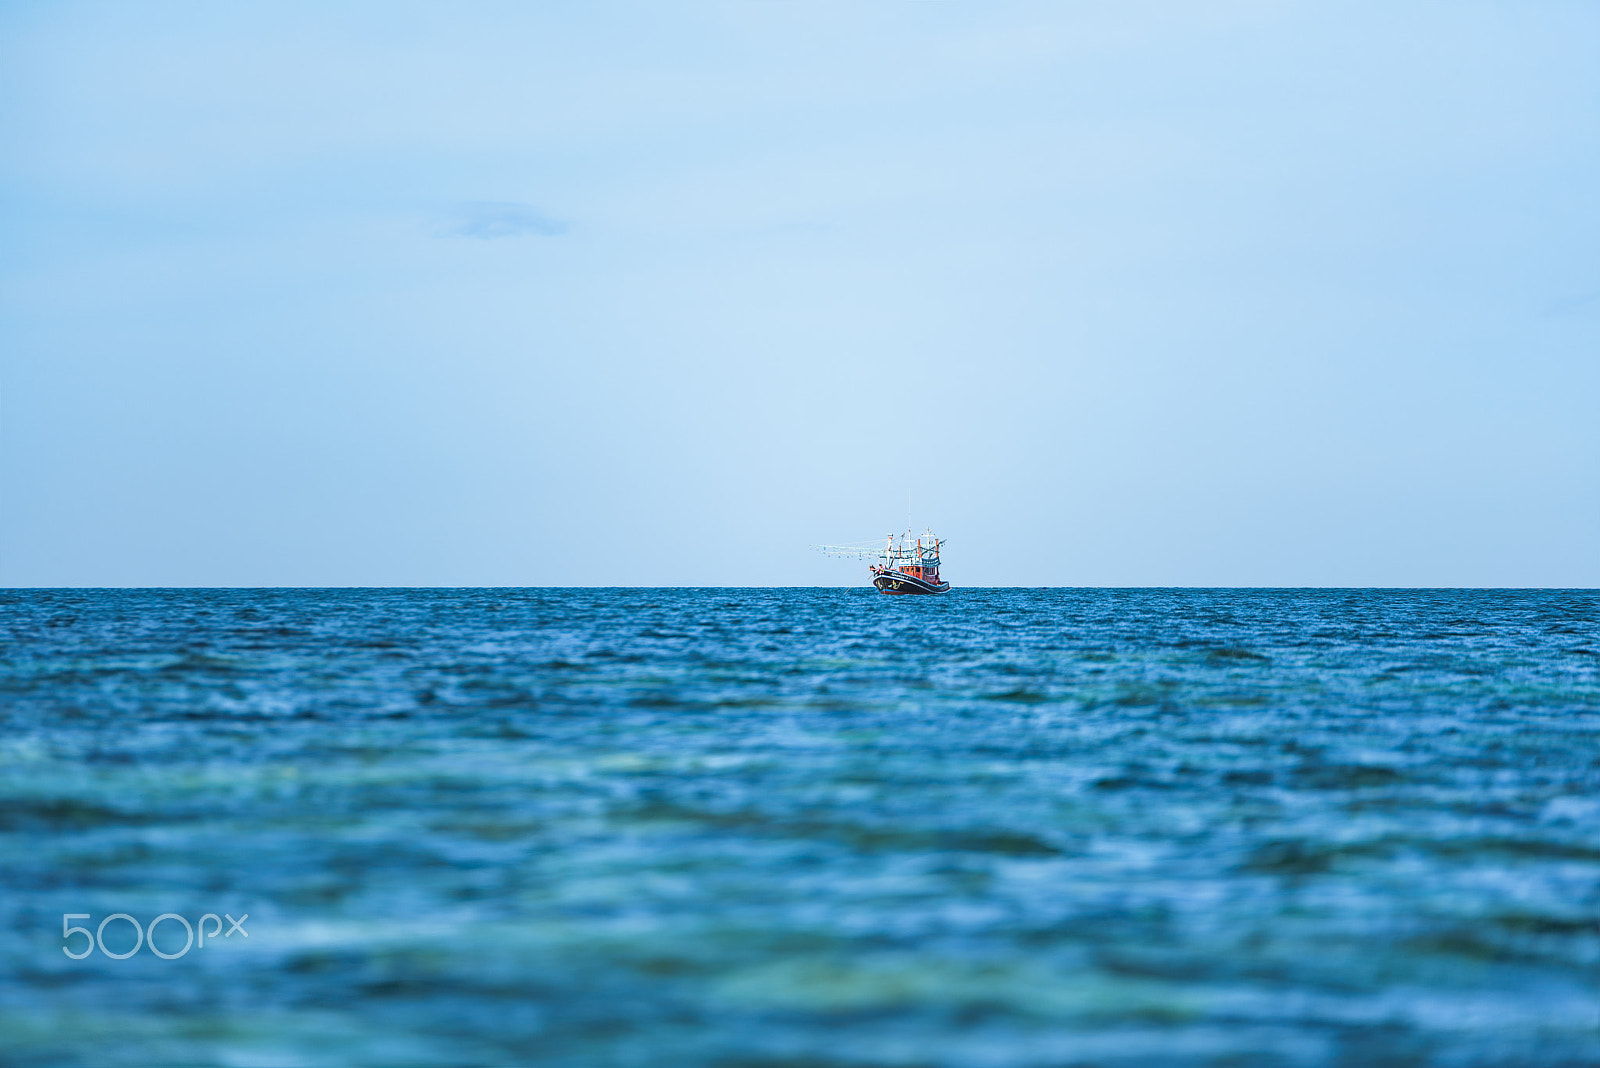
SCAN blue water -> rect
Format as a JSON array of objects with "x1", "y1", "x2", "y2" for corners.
[{"x1": 2, "y1": 588, "x2": 1597, "y2": 1066}]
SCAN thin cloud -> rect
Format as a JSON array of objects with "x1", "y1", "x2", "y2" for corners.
[
  {"x1": 1544, "y1": 290, "x2": 1599, "y2": 317},
  {"x1": 444, "y1": 202, "x2": 568, "y2": 239}
]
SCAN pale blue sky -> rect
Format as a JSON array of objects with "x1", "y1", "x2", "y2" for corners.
[{"x1": 2, "y1": 1, "x2": 1596, "y2": 586}]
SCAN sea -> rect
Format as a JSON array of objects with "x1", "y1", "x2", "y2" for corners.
[{"x1": 1, "y1": 587, "x2": 1597, "y2": 1067}]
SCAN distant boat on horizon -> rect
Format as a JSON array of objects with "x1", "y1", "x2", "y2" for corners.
[{"x1": 812, "y1": 529, "x2": 951, "y2": 595}]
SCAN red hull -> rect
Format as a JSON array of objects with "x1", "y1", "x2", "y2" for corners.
[{"x1": 871, "y1": 567, "x2": 950, "y2": 594}]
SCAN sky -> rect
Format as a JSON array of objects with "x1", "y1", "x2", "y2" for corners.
[{"x1": 1, "y1": 1, "x2": 1596, "y2": 587}]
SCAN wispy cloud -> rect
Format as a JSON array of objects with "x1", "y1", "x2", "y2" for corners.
[
  {"x1": 443, "y1": 202, "x2": 568, "y2": 239},
  {"x1": 1544, "y1": 290, "x2": 1599, "y2": 317}
]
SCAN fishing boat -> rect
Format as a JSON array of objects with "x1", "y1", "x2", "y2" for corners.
[{"x1": 813, "y1": 529, "x2": 951, "y2": 595}]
